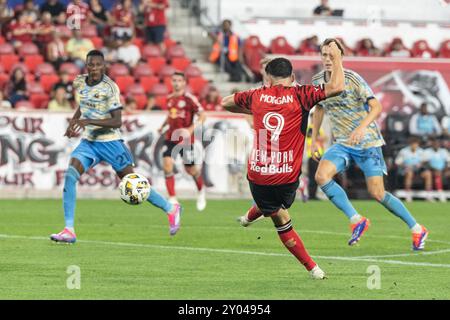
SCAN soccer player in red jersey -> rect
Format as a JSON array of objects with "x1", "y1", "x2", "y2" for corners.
[
  {"x1": 221, "y1": 42, "x2": 344, "y2": 279},
  {"x1": 158, "y1": 72, "x2": 207, "y2": 211}
]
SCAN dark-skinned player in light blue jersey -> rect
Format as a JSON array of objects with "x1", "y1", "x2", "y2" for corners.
[{"x1": 50, "y1": 50, "x2": 181, "y2": 243}]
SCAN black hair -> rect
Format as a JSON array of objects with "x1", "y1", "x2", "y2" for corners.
[
  {"x1": 86, "y1": 49, "x2": 104, "y2": 60},
  {"x1": 265, "y1": 57, "x2": 293, "y2": 78},
  {"x1": 172, "y1": 71, "x2": 186, "y2": 79}
]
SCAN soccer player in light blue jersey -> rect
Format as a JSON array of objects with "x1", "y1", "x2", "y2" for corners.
[
  {"x1": 50, "y1": 50, "x2": 181, "y2": 244},
  {"x1": 311, "y1": 38, "x2": 428, "y2": 251}
]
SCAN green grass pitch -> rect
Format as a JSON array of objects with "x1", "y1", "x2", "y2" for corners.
[{"x1": 0, "y1": 199, "x2": 449, "y2": 299}]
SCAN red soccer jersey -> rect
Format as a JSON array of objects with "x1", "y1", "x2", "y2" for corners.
[
  {"x1": 145, "y1": 0, "x2": 169, "y2": 27},
  {"x1": 234, "y1": 84, "x2": 326, "y2": 185},
  {"x1": 165, "y1": 92, "x2": 203, "y2": 144},
  {"x1": 67, "y1": 2, "x2": 90, "y2": 24},
  {"x1": 112, "y1": 4, "x2": 134, "y2": 27},
  {"x1": 10, "y1": 21, "x2": 34, "y2": 42}
]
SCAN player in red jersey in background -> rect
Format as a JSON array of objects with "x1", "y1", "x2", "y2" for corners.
[
  {"x1": 158, "y1": 72, "x2": 207, "y2": 211},
  {"x1": 221, "y1": 42, "x2": 344, "y2": 279}
]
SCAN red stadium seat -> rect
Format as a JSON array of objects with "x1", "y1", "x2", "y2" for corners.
[
  {"x1": 139, "y1": 76, "x2": 159, "y2": 92},
  {"x1": 188, "y1": 77, "x2": 208, "y2": 95},
  {"x1": 411, "y1": 40, "x2": 436, "y2": 58},
  {"x1": 269, "y1": 36, "x2": 295, "y2": 55},
  {"x1": 142, "y1": 44, "x2": 162, "y2": 58},
  {"x1": 439, "y1": 40, "x2": 450, "y2": 58},
  {"x1": 154, "y1": 95, "x2": 168, "y2": 110},
  {"x1": 115, "y1": 75, "x2": 135, "y2": 92},
  {"x1": 59, "y1": 62, "x2": 80, "y2": 80},
  {"x1": 0, "y1": 64, "x2": 4, "y2": 74},
  {"x1": 133, "y1": 38, "x2": 144, "y2": 52},
  {"x1": 29, "y1": 93, "x2": 50, "y2": 109},
  {"x1": 170, "y1": 57, "x2": 191, "y2": 71},
  {"x1": 27, "y1": 82, "x2": 45, "y2": 94},
  {"x1": 91, "y1": 37, "x2": 104, "y2": 49},
  {"x1": 81, "y1": 24, "x2": 98, "y2": 38},
  {"x1": 164, "y1": 38, "x2": 177, "y2": 50},
  {"x1": 0, "y1": 36, "x2": 4, "y2": 45},
  {"x1": 148, "y1": 57, "x2": 167, "y2": 75},
  {"x1": 126, "y1": 83, "x2": 145, "y2": 95},
  {"x1": 25, "y1": 73, "x2": 35, "y2": 83},
  {"x1": 15, "y1": 100, "x2": 36, "y2": 110},
  {"x1": 24, "y1": 55, "x2": 45, "y2": 73},
  {"x1": 0, "y1": 73, "x2": 9, "y2": 89},
  {"x1": 18, "y1": 43, "x2": 39, "y2": 56},
  {"x1": 166, "y1": 44, "x2": 186, "y2": 59},
  {"x1": 243, "y1": 35, "x2": 268, "y2": 76},
  {"x1": 130, "y1": 94, "x2": 147, "y2": 109},
  {"x1": 133, "y1": 63, "x2": 154, "y2": 78},
  {"x1": 159, "y1": 64, "x2": 176, "y2": 78},
  {"x1": 0, "y1": 43, "x2": 15, "y2": 55},
  {"x1": 40, "y1": 74, "x2": 60, "y2": 93},
  {"x1": 163, "y1": 76, "x2": 173, "y2": 92},
  {"x1": 108, "y1": 63, "x2": 130, "y2": 79},
  {"x1": 151, "y1": 83, "x2": 169, "y2": 96},
  {"x1": 55, "y1": 25, "x2": 72, "y2": 39},
  {"x1": 185, "y1": 65, "x2": 202, "y2": 78},
  {"x1": 35, "y1": 63, "x2": 56, "y2": 76},
  {"x1": 0, "y1": 54, "x2": 20, "y2": 72}
]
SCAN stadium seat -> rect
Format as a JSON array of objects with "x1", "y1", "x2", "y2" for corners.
[
  {"x1": 439, "y1": 40, "x2": 450, "y2": 58},
  {"x1": 142, "y1": 44, "x2": 162, "y2": 59},
  {"x1": 126, "y1": 83, "x2": 145, "y2": 95},
  {"x1": 243, "y1": 35, "x2": 268, "y2": 77},
  {"x1": 0, "y1": 36, "x2": 4, "y2": 45},
  {"x1": 40, "y1": 74, "x2": 60, "y2": 93},
  {"x1": 18, "y1": 43, "x2": 39, "y2": 56},
  {"x1": 55, "y1": 25, "x2": 72, "y2": 39},
  {"x1": 15, "y1": 100, "x2": 35, "y2": 109},
  {"x1": 0, "y1": 64, "x2": 4, "y2": 74},
  {"x1": 133, "y1": 63, "x2": 154, "y2": 78},
  {"x1": 188, "y1": 77, "x2": 209, "y2": 95},
  {"x1": 170, "y1": 57, "x2": 191, "y2": 71},
  {"x1": 133, "y1": 37, "x2": 144, "y2": 52},
  {"x1": 115, "y1": 75, "x2": 135, "y2": 92},
  {"x1": 159, "y1": 65, "x2": 176, "y2": 78},
  {"x1": 166, "y1": 44, "x2": 186, "y2": 59},
  {"x1": 0, "y1": 43, "x2": 15, "y2": 55},
  {"x1": 154, "y1": 95, "x2": 168, "y2": 110},
  {"x1": 269, "y1": 36, "x2": 295, "y2": 55},
  {"x1": 148, "y1": 57, "x2": 166, "y2": 75},
  {"x1": 59, "y1": 63, "x2": 80, "y2": 80},
  {"x1": 185, "y1": 65, "x2": 202, "y2": 78},
  {"x1": 139, "y1": 76, "x2": 159, "y2": 92},
  {"x1": 0, "y1": 54, "x2": 20, "y2": 73},
  {"x1": 91, "y1": 37, "x2": 104, "y2": 49},
  {"x1": 411, "y1": 40, "x2": 436, "y2": 58},
  {"x1": 81, "y1": 24, "x2": 98, "y2": 38},
  {"x1": 24, "y1": 55, "x2": 45, "y2": 73},
  {"x1": 163, "y1": 76, "x2": 173, "y2": 92},
  {"x1": 130, "y1": 94, "x2": 147, "y2": 110},
  {"x1": 27, "y1": 82, "x2": 45, "y2": 95},
  {"x1": 297, "y1": 36, "x2": 320, "y2": 55},
  {"x1": 29, "y1": 93, "x2": 50, "y2": 109},
  {"x1": 35, "y1": 63, "x2": 56, "y2": 76},
  {"x1": 164, "y1": 38, "x2": 177, "y2": 50},
  {"x1": 151, "y1": 83, "x2": 169, "y2": 96},
  {"x1": 0, "y1": 73, "x2": 9, "y2": 88},
  {"x1": 108, "y1": 63, "x2": 130, "y2": 79},
  {"x1": 10, "y1": 62, "x2": 30, "y2": 75}
]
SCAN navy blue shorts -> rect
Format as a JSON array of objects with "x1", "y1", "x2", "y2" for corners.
[
  {"x1": 145, "y1": 25, "x2": 166, "y2": 44},
  {"x1": 71, "y1": 139, "x2": 134, "y2": 172}
]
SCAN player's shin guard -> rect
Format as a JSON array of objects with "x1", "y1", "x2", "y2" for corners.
[
  {"x1": 147, "y1": 188, "x2": 173, "y2": 213},
  {"x1": 276, "y1": 220, "x2": 316, "y2": 271},
  {"x1": 193, "y1": 173, "x2": 204, "y2": 191},
  {"x1": 379, "y1": 192, "x2": 417, "y2": 228},
  {"x1": 320, "y1": 180, "x2": 359, "y2": 220},
  {"x1": 165, "y1": 173, "x2": 176, "y2": 197},
  {"x1": 63, "y1": 166, "x2": 80, "y2": 228}
]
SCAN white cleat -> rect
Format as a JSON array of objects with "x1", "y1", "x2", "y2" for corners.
[
  {"x1": 168, "y1": 196, "x2": 179, "y2": 204},
  {"x1": 236, "y1": 214, "x2": 264, "y2": 227},
  {"x1": 309, "y1": 265, "x2": 326, "y2": 280},
  {"x1": 196, "y1": 188, "x2": 206, "y2": 211}
]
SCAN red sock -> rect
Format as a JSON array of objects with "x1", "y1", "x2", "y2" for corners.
[
  {"x1": 193, "y1": 174, "x2": 204, "y2": 191},
  {"x1": 277, "y1": 221, "x2": 316, "y2": 271},
  {"x1": 434, "y1": 174, "x2": 443, "y2": 191},
  {"x1": 247, "y1": 205, "x2": 263, "y2": 221},
  {"x1": 165, "y1": 174, "x2": 176, "y2": 197}
]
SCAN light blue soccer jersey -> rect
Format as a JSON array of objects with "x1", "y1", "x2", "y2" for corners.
[
  {"x1": 312, "y1": 69, "x2": 385, "y2": 149},
  {"x1": 424, "y1": 148, "x2": 449, "y2": 171},
  {"x1": 73, "y1": 74, "x2": 123, "y2": 141},
  {"x1": 395, "y1": 146, "x2": 425, "y2": 167}
]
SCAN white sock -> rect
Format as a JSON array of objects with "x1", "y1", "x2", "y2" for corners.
[
  {"x1": 350, "y1": 214, "x2": 363, "y2": 224},
  {"x1": 66, "y1": 227, "x2": 75, "y2": 234},
  {"x1": 411, "y1": 224, "x2": 422, "y2": 233}
]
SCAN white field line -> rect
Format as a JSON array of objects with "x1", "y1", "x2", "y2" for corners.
[{"x1": 1, "y1": 233, "x2": 450, "y2": 269}]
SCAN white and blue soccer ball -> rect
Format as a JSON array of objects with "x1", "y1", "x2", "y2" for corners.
[{"x1": 119, "y1": 173, "x2": 151, "y2": 205}]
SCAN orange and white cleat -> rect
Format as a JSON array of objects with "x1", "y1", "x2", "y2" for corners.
[
  {"x1": 412, "y1": 226, "x2": 428, "y2": 251},
  {"x1": 50, "y1": 228, "x2": 77, "y2": 244}
]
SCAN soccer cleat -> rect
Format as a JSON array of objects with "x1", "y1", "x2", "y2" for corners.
[
  {"x1": 348, "y1": 217, "x2": 370, "y2": 246},
  {"x1": 237, "y1": 214, "x2": 264, "y2": 227},
  {"x1": 50, "y1": 228, "x2": 77, "y2": 244},
  {"x1": 196, "y1": 188, "x2": 206, "y2": 211},
  {"x1": 309, "y1": 265, "x2": 326, "y2": 280},
  {"x1": 412, "y1": 226, "x2": 428, "y2": 251},
  {"x1": 167, "y1": 203, "x2": 182, "y2": 236}
]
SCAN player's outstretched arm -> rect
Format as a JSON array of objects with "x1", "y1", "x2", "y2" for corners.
[
  {"x1": 221, "y1": 94, "x2": 252, "y2": 114},
  {"x1": 324, "y1": 42, "x2": 345, "y2": 98}
]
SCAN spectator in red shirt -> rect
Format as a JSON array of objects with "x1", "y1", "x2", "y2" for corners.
[
  {"x1": 9, "y1": 11, "x2": 35, "y2": 48},
  {"x1": 111, "y1": 0, "x2": 135, "y2": 40},
  {"x1": 356, "y1": 38, "x2": 380, "y2": 57},
  {"x1": 67, "y1": 0, "x2": 90, "y2": 28},
  {"x1": 143, "y1": 0, "x2": 169, "y2": 52},
  {"x1": 201, "y1": 86, "x2": 223, "y2": 111},
  {"x1": 36, "y1": 11, "x2": 55, "y2": 50}
]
